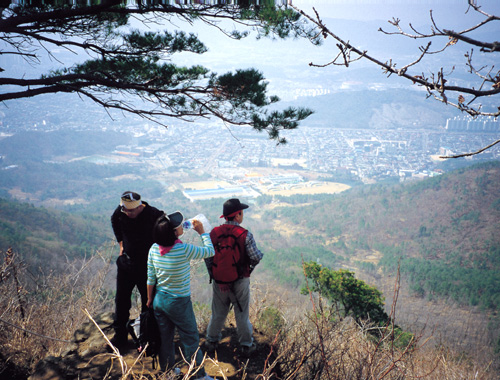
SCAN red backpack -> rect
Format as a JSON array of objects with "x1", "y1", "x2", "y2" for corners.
[{"x1": 210, "y1": 224, "x2": 249, "y2": 284}]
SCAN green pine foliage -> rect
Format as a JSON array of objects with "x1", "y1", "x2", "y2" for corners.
[
  {"x1": 302, "y1": 261, "x2": 389, "y2": 324},
  {"x1": 1, "y1": 1, "x2": 316, "y2": 142}
]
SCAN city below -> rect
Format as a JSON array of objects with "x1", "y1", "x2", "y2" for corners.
[
  {"x1": 109, "y1": 116, "x2": 500, "y2": 200},
  {"x1": 1, "y1": 114, "x2": 499, "y2": 202}
]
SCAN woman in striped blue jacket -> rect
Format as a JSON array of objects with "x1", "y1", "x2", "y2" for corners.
[{"x1": 146, "y1": 211, "x2": 215, "y2": 379}]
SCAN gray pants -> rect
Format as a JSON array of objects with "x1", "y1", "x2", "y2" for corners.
[{"x1": 206, "y1": 277, "x2": 254, "y2": 347}]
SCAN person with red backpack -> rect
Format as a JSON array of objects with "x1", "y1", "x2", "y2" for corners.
[{"x1": 204, "y1": 198, "x2": 263, "y2": 356}]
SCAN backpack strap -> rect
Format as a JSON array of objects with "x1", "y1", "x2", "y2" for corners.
[
  {"x1": 211, "y1": 224, "x2": 247, "y2": 241},
  {"x1": 218, "y1": 224, "x2": 247, "y2": 250},
  {"x1": 151, "y1": 353, "x2": 158, "y2": 370}
]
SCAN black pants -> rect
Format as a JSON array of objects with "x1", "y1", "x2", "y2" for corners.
[{"x1": 114, "y1": 255, "x2": 148, "y2": 337}]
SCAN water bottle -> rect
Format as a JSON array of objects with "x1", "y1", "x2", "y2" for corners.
[
  {"x1": 182, "y1": 214, "x2": 212, "y2": 233},
  {"x1": 182, "y1": 220, "x2": 193, "y2": 229}
]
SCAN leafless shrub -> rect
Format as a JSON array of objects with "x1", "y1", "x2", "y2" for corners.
[{"x1": 0, "y1": 244, "x2": 115, "y2": 374}]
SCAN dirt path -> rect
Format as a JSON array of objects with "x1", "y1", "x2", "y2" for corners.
[
  {"x1": 199, "y1": 328, "x2": 279, "y2": 380},
  {"x1": 29, "y1": 313, "x2": 278, "y2": 380},
  {"x1": 114, "y1": 327, "x2": 278, "y2": 379}
]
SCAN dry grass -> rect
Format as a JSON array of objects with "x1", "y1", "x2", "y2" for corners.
[
  {"x1": 0, "y1": 246, "x2": 115, "y2": 377},
  {"x1": 265, "y1": 311, "x2": 495, "y2": 379},
  {"x1": 247, "y1": 275, "x2": 498, "y2": 380},
  {"x1": 1, "y1": 249, "x2": 498, "y2": 380}
]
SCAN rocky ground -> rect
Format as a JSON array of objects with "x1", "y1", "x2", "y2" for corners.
[{"x1": 28, "y1": 312, "x2": 278, "y2": 380}]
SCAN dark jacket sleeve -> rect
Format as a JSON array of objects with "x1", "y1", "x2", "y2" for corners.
[
  {"x1": 110, "y1": 206, "x2": 123, "y2": 243},
  {"x1": 115, "y1": 204, "x2": 164, "y2": 262},
  {"x1": 149, "y1": 206, "x2": 164, "y2": 224}
]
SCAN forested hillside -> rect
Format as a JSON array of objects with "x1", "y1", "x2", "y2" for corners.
[
  {"x1": 0, "y1": 198, "x2": 111, "y2": 272},
  {"x1": 1, "y1": 160, "x2": 499, "y2": 352},
  {"x1": 2, "y1": 161, "x2": 499, "y2": 311},
  {"x1": 257, "y1": 161, "x2": 500, "y2": 313}
]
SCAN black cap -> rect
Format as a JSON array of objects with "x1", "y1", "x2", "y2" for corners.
[
  {"x1": 220, "y1": 198, "x2": 249, "y2": 218},
  {"x1": 167, "y1": 211, "x2": 184, "y2": 228}
]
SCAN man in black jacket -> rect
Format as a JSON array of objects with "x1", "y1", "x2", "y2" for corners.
[{"x1": 110, "y1": 191, "x2": 163, "y2": 350}]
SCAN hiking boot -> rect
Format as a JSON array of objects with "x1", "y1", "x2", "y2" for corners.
[
  {"x1": 108, "y1": 334, "x2": 128, "y2": 353},
  {"x1": 240, "y1": 342, "x2": 256, "y2": 357},
  {"x1": 204, "y1": 340, "x2": 218, "y2": 352}
]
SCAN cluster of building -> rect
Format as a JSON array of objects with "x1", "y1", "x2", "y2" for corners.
[
  {"x1": 3, "y1": 105, "x2": 499, "y2": 200},
  {"x1": 181, "y1": 173, "x2": 307, "y2": 201},
  {"x1": 445, "y1": 116, "x2": 500, "y2": 132},
  {"x1": 137, "y1": 121, "x2": 499, "y2": 184},
  {"x1": 99, "y1": 117, "x2": 500, "y2": 201}
]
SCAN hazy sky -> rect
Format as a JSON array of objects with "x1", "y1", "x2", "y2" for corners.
[
  {"x1": 291, "y1": 0, "x2": 500, "y2": 26},
  {"x1": 159, "y1": 0, "x2": 498, "y2": 103}
]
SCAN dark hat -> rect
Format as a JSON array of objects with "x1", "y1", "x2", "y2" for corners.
[
  {"x1": 120, "y1": 191, "x2": 142, "y2": 209},
  {"x1": 166, "y1": 211, "x2": 184, "y2": 229},
  {"x1": 153, "y1": 212, "x2": 183, "y2": 247},
  {"x1": 220, "y1": 198, "x2": 249, "y2": 218}
]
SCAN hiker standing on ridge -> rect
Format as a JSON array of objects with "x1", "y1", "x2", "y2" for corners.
[
  {"x1": 204, "y1": 198, "x2": 263, "y2": 356},
  {"x1": 147, "y1": 212, "x2": 215, "y2": 379},
  {"x1": 110, "y1": 191, "x2": 163, "y2": 350}
]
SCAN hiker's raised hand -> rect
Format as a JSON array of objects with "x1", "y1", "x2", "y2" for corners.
[{"x1": 192, "y1": 219, "x2": 205, "y2": 235}]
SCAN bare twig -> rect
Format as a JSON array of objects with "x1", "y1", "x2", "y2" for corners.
[
  {"x1": 82, "y1": 308, "x2": 128, "y2": 375},
  {"x1": 440, "y1": 138, "x2": 500, "y2": 158},
  {"x1": 0, "y1": 316, "x2": 72, "y2": 343}
]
